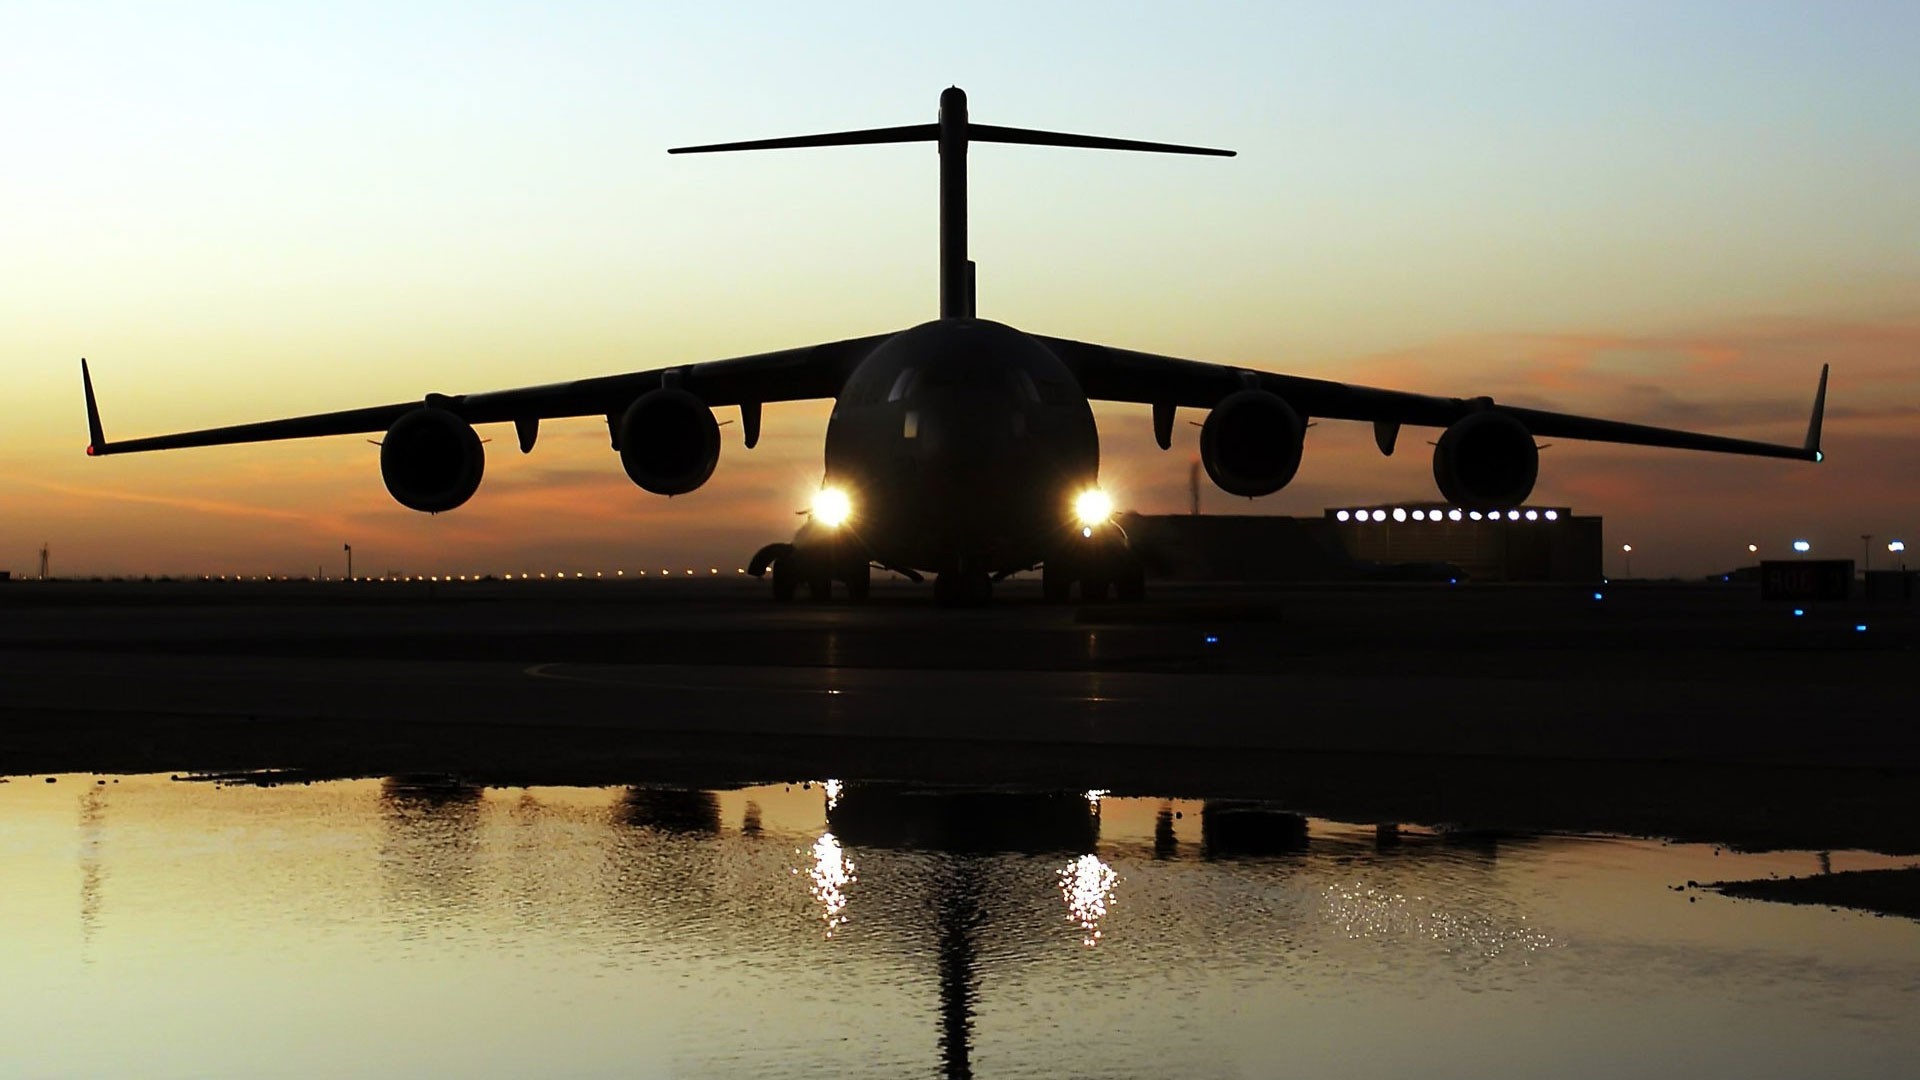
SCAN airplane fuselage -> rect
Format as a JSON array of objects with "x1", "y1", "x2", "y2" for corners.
[{"x1": 822, "y1": 319, "x2": 1099, "y2": 576}]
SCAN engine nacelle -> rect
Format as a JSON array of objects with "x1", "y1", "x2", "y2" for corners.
[
  {"x1": 1432, "y1": 411, "x2": 1538, "y2": 510},
  {"x1": 618, "y1": 387, "x2": 720, "y2": 496},
  {"x1": 1199, "y1": 389, "x2": 1305, "y2": 497},
  {"x1": 380, "y1": 407, "x2": 484, "y2": 513}
]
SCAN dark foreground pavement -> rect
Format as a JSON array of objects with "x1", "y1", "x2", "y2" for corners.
[{"x1": 2, "y1": 577, "x2": 1915, "y2": 852}]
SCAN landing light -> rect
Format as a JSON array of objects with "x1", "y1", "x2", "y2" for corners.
[
  {"x1": 1074, "y1": 489, "x2": 1113, "y2": 527},
  {"x1": 812, "y1": 486, "x2": 853, "y2": 528}
]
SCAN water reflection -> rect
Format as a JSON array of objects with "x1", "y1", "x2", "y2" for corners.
[
  {"x1": 3, "y1": 775, "x2": 1919, "y2": 1080},
  {"x1": 78, "y1": 783, "x2": 106, "y2": 951},
  {"x1": 615, "y1": 786, "x2": 721, "y2": 833},
  {"x1": 801, "y1": 831, "x2": 856, "y2": 936},
  {"x1": 379, "y1": 775, "x2": 485, "y2": 915},
  {"x1": 1059, "y1": 853, "x2": 1119, "y2": 946},
  {"x1": 1200, "y1": 800, "x2": 1309, "y2": 858}
]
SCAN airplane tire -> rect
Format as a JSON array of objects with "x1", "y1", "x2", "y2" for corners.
[
  {"x1": 807, "y1": 573, "x2": 833, "y2": 602},
  {"x1": 1042, "y1": 561, "x2": 1072, "y2": 603},
  {"x1": 845, "y1": 563, "x2": 871, "y2": 602},
  {"x1": 964, "y1": 571, "x2": 992, "y2": 606},
  {"x1": 1117, "y1": 566, "x2": 1146, "y2": 602},
  {"x1": 1081, "y1": 576, "x2": 1111, "y2": 603},
  {"x1": 771, "y1": 558, "x2": 798, "y2": 602}
]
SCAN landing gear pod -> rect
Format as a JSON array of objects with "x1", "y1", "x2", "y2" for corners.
[
  {"x1": 1199, "y1": 390, "x2": 1305, "y2": 497},
  {"x1": 619, "y1": 388, "x2": 720, "y2": 496},
  {"x1": 1432, "y1": 411, "x2": 1539, "y2": 510},
  {"x1": 380, "y1": 407, "x2": 484, "y2": 513}
]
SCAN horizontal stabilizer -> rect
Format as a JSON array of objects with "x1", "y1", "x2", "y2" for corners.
[
  {"x1": 669, "y1": 124, "x2": 937, "y2": 155},
  {"x1": 969, "y1": 123, "x2": 1234, "y2": 157}
]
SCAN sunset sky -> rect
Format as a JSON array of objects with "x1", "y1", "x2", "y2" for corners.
[{"x1": 4, "y1": 1, "x2": 1916, "y2": 579}]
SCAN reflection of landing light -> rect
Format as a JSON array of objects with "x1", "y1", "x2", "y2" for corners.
[
  {"x1": 1322, "y1": 882, "x2": 1555, "y2": 964},
  {"x1": 1059, "y1": 854, "x2": 1118, "y2": 946},
  {"x1": 1084, "y1": 789, "x2": 1108, "y2": 808},
  {"x1": 822, "y1": 779, "x2": 843, "y2": 810},
  {"x1": 798, "y1": 832, "x2": 857, "y2": 936}
]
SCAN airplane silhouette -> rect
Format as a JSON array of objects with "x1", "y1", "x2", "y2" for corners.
[{"x1": 82, "y1": 87, "x2": 1827, "y2": 605}]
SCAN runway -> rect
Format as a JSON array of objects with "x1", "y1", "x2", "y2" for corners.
[{"x1": 2, "y1": 577, "x2": 1915, "y2": 851}]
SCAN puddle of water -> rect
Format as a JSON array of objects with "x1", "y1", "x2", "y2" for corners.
[{"x1": 2, "y1": 775, "x2": 1917, "y2": 1079}]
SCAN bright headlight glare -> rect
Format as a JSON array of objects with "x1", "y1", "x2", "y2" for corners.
[
  {"x1": 812, "y1": 486, "x2": 853, "y2": 527},
  {"x1": 1075, "y1": 489, "x2": 1114, "y2": 527}
]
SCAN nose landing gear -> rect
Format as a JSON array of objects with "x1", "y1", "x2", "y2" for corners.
[
  {"x1": 1043, "y1": 524, "x2": 1146, "y2": 603},
  {"x1": 750, "y1": 540, "x2": 872, "y2": 603},
  {"x1": 934, "y1": 566, "x2": 993, "y2": 607}
]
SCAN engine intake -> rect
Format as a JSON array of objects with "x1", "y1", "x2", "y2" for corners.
[
  {"x1": 381, "y1": 407, "x2": 484, "y2": 513},
  {"x1": 619, "y1": 387, "x2": 720, "y2": 496},
  {"x1": 1432, "y1": 411, "x2": 1538, "y2": 510},
  {"x1": 1200, "y1": 389, "x2": 1305, "y2": 497}
]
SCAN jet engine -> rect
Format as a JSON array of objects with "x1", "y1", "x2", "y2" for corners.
[
  {"x1": 618, "y1": 387, "x2": 720, "y2": 496},
  {"x1": 1199, "y1": 389, "x2": 1305, "y2": 497},
  {"x1": 380, "y1": 407, "x2": 484, "y2": 513},
  {"x1": 1432, "y1": 411, "x2": 1538, "y2": 510}
]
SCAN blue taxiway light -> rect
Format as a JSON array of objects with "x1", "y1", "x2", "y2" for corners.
[
  {"x1": 1592, "y1": 592, "x2": 1603, "y2": 601},
  {"x1": 1792, "y1": 608, "x2": 1805, "y2": 617},
  {"x1": 1856, "y1": 624, "x2": 1868, "y2": 632},
  {"x1": 1204, "y1": 635, "x2": 1219, "y2": 645}
]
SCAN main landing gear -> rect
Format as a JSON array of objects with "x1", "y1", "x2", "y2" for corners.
[
  {"x1": 933, "y1": 566, "x2": 993, "y2": 607},
  {"x1": 1044, "y1": 525, "x2": 1146, "y2": 603},
  {"x1": 752, "y1": 541, "x2": 871, "y2": 603}
]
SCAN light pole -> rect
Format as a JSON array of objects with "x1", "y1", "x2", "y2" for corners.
[
  {"x1": 344, "y1": 543, "x2": 353, "y2": 581},
  {"x1": 1862, "y1": 534, "x2": 1872, "y2": 574},
  {"x1": 1891, "y1": 540, "x2": 1907, "y2": 572},
  {"x1": 1621, "y1": 543, "x2": 1633, "y2": 578}
]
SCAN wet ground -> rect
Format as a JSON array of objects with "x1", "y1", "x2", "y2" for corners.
[
  {"x1": 3, "y1": 774, "x2": 1917, "y2": 1079},
  {"x1": 2, "y1": 579, "x2": 1916, "y2": 852},
  {"x1": 4, "y1": 580, "x2": 1918, "y2": 1075}
]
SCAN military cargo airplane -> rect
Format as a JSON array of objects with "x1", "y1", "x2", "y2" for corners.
[{"x1": 82, "y1": 87, "x2": 1827, "y2": 605}]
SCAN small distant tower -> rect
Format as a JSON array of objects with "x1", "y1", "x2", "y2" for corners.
[
  {"x1": 1188, "y1": 459, "x2": 1201, "y2": 516},
  {"x1": 39, "y1": 543, "x2": 50, "y2": 581}
]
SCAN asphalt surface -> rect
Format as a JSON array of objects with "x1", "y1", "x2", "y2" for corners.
[{"x1": 2, "y1": 577, "x2": 1915, "y2": 851}]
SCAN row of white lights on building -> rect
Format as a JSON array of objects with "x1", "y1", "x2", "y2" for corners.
[
  {"x1": 1335, "y1": 508, "x2": 1560, "y2": 523},
  {"x1": 199, "y1": 569, "x2": 750, "y2": 582}
]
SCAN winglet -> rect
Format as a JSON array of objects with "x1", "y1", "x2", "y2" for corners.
[
  {"x1": 1804, "y1": 363, "x2": 1828, "y2": 462},
  {"x1": 81, "y1": 358, "x2": 106, "y2": 456}
]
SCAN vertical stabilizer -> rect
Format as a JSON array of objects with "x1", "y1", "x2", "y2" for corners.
[{"x1": 667, "y1": 88, "x2": 1234, "y2": 320}]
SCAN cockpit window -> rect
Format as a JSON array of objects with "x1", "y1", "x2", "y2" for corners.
[{"x1": 887, "y1": 368, "x2": 921, "y2": 402}]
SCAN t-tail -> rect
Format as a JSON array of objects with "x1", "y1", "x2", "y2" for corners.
[{"x1": 669, "y1": 87, "x2": 1234, "y2": 320}]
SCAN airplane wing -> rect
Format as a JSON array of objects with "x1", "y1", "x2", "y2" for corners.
[
  {"x1": 1040, "y1": 335, "x2": 1827, "y2": 462},
  {"x1": 82, "y1": 333, "x2": 895, "y2": 456}
]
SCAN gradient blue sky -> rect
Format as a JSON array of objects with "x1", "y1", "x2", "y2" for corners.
[{"x1": 4, "y1": 1, "x2": 1916, "y2": 577}]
